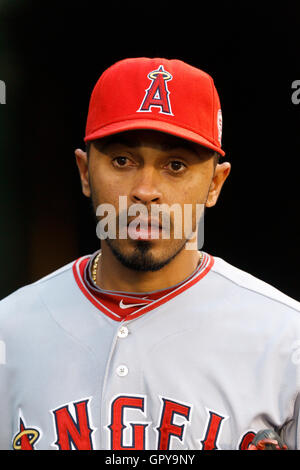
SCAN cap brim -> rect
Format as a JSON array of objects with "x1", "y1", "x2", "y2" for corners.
[{"x1": 84, "y1": 118, "x2": 225, "y2": 156}]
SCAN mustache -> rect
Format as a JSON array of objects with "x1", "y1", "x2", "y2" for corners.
[{"x1": 94, "y1": 206, "x2": 174, "y2": 231}]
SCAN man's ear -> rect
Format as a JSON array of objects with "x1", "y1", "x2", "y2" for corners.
[
  {"x1": 206, "y1": 161, "x2": 231, "y2": 207},
  {"x1": 74, "y1": 148, "x2": 91, "y2": 197}
]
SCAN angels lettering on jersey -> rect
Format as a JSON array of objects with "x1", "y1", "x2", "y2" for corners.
[{"x1": 12, "y1": 395, "x2": 256, "y2": 450}]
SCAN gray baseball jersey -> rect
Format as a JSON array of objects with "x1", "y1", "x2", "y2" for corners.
[{"x1": 0, "y1": 250, "x2": 300, "y2": 450}]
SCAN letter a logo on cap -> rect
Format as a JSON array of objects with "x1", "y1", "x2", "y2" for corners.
[{"x1": 138, "y1": 65, "x2": 173, "y2": 115}]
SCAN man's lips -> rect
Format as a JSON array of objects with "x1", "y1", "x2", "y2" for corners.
[{"x1": 127, "y1": 218, "x2": 165, "y2": 240}]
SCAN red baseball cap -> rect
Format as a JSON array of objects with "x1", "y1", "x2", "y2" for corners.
[{"x1": 84, "y1": 57, "x2": 225, "y2": 156}]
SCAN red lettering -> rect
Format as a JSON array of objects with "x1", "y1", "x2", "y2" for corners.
[
  {"x1": 157, "y1": 398, "x2": 191, "y2": 450},
  {"x1": 201, "y1": 411, "x2": 225, "y2": 450},
  {"x1": 53, "y1": 399, "x2": 93, "y2": 450},
  {"x1": 109, "y1": 396, "x2": 147, "y2": 450},
  {"x1": 239, "y1": 431, "x2": 256, "y2": 450}
]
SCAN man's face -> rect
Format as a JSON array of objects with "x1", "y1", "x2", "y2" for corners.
[{"x1": 79, "y1": 130, "x2": 227, "y2": 271}]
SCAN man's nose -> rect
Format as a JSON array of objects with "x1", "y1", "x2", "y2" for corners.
[{"x1": 129, "y1": 167, "x2": 162, "y2": 205}]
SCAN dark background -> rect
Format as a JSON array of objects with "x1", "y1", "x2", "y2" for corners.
[{"x1": 0, "y1": 0, "x2": 299, "y2": 301}]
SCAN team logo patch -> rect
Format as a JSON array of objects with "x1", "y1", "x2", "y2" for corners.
[
  {"x1": 138, "y1": 65, "x2": 173, "y2": 116},
  {"x1": 217, "y1": 109, "x2": 222, "y2": 144},
  {"x1": 13, "y1": 416, "x2": 40, "y2": 450}
]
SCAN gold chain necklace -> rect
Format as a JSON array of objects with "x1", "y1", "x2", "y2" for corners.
[
  {"x1": 91, "y1": 252, "x2": 101, "y2": 284},
  {"x1": 91, "y1": 251, "x2": 203, "y2": 285}
]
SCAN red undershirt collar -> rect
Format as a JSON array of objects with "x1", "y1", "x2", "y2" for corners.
[{"x1": 72, "y1": 250, "x2": 214, "y2": 322}]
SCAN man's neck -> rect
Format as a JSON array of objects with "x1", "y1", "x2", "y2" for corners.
[{"x1": 96, "y1": 244, "x2": 202, "y2": 293}]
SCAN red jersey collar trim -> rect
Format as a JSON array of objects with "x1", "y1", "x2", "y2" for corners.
[{"x1": 72, "y1": 252, "x2": 214, "y2": 322}]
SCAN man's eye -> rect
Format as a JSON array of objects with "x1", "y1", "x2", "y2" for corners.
[
  {"x1": 112, "y1": 156, "x2": 129, "y2": 167},
  {"x1": 167, "y1": 161, "x2": 186, "y2": 172}
]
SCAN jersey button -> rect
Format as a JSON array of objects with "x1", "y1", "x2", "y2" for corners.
[
  {"x1": 116, "y1": 365, "x2": 129, "y2": 377},
  {"x1": 118, "y1": 326, "x2": 129, "y2": 338}
]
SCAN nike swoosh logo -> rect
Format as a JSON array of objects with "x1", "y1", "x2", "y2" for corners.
[{"x1": 119, "y1": 299, "x2": 149, "y2": 309}]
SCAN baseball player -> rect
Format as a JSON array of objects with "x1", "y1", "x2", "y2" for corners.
[{"x1": 0, "y1": 57, "x2": 299, "y2": 451}]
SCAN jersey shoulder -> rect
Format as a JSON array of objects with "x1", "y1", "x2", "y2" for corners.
[
  {"x1": 211, "y1": 255, "x2": 300, "y2": 313},
  {"x1": 0, "y1": 258, "x2": 79, "y2": 325}
]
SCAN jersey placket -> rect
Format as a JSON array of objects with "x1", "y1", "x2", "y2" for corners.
[{"x1": 100, "y1": 318, "x2": 146, "y2": 450}]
